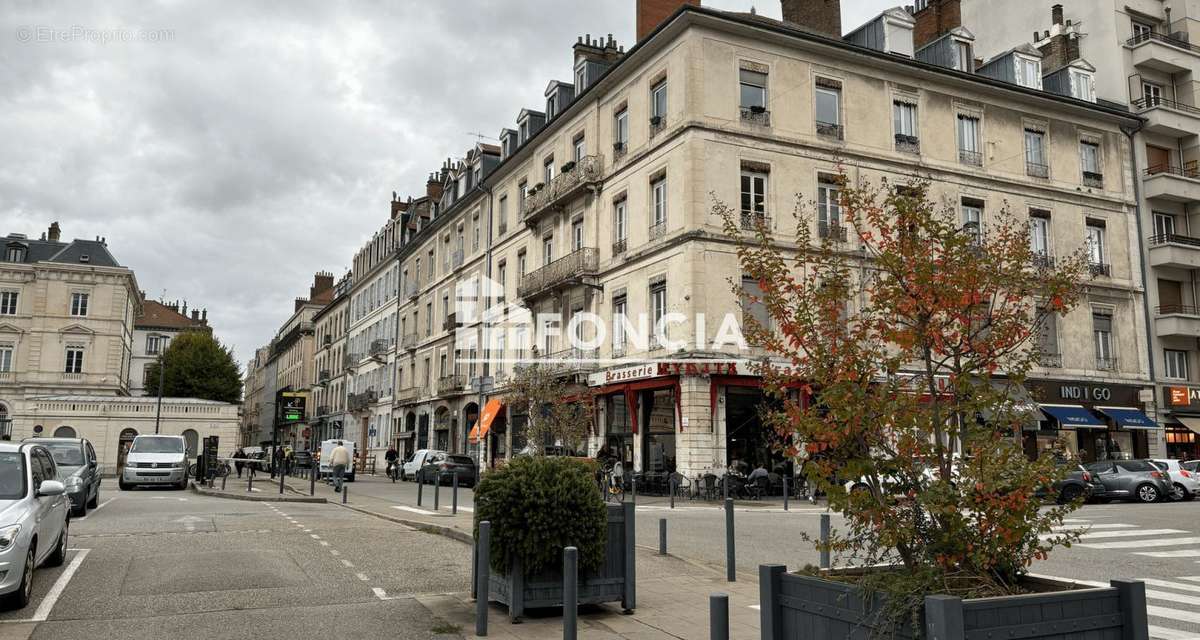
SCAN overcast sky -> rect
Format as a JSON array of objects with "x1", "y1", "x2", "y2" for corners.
[{"x1": 1, "y1": 0, "x2": 896, "y2": 366}]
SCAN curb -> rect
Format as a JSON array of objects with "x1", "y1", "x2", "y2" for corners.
[
  {"x1": 190, "y1": 481, "x2": 328, "y2": 503},
  {"x1": 332, "y1": 502, "x2": 474, "y2": 545}
]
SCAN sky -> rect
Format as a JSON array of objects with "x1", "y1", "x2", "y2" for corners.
[{"x1": 0, "y1": 0, "x2": 896, "y2": 366}]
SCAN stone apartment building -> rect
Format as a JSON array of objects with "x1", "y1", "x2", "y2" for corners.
[
  {"x1": 463, "y1": 0, "x2": 1150, "y2": 477},
  {"x1": 1, "y1": 222, "x2": 237, "y2": 469},
  {"x1": 129, "y1": 297, "x2": 211, "y2": 396},
  {"x1": 948, "y1": 0, "x2": 1200, "y2": 460},
  {"x1": 310, "y1": 273, "x2": 352, "y2": 445}
]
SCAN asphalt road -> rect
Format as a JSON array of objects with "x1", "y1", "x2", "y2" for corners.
[
  {"x1": 0, "y1": 485, "x2": 471, "y2": 640},
  {"x1": 308, "y1": 472, "x2": 1200, "y2": 640}
]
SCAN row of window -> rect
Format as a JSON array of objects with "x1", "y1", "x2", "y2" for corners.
[{"x1": 0, "y1": 291, "x2": 88, "y2": 317}]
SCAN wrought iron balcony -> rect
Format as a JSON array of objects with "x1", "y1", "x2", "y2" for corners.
[
  {"x1": 648, "y1": 222, "x2": 667, "y2": 241},
  {"x1": 443, "y1": 312, "x2": 457, "y2": 332},
  {"x1": 649, "y1": 115, "x2": 666, "y2": 136},
  {"x1": 1038, "y1": 353, "x2": 1063, "y2": 368},
  {"x1": 1126, "y1": 31, "x2": 1200, "y2": 55},
  {"x1": 369, "y1": 339, "x2": 389, "y2": 358},
  {"x1": 1031, "y1": 252, "x2": 1055, "y2": 269},
  {"x1": 1095, "y1": 357, "x2": 1119, "y2": 372},
  {"x1": 348, "y1": 389, "x2": 378, "y2": 412},
  {"x1": 816, "y1": 121, "x2": 843, "y2": 140},
  {"x1": 342, "y1": 352, "x2": 362, "y2": 370},
  {"x1": 541, "y1": 347, "x2": 599, "y2": 376},
  {"x1": 894, "y1": 134, "x2": 920, "y2": 154},
  {"x1": 818, "y1": 221, "x2": 848, "y2": 242},
  {"x1": 612, "y1": 238, "x2": 627, "y2": 255},
  {"x1": 1082, "y1": 171, "x2": 1104, "y2": 188},
  {"x1": 401, "y1": 333, "x2": 419, "y2": 351},
  {"x1": 740, "y1": 212, "x2": 770, "y2": 231},
  {"x1": 517, "y1": 247, "x2": 599, "y2": 300},
  {"x1": 1088, "y1": 262, "x2": 1111, "y2": 278},
  {"x1": 1026, "y1": 162, "x2": 1049, "y2": 178},
  {"x1": 395, "y1": 386, "x2": 420, "y2": 403},
  {"x1": 740, "y1": 106, "x2": 771, "y2": 126},
  {"x1": 437, "y1": 374, "x2": 466, "y2": 396},
  {"x1": 317, "y1": 370, "x2": 331, "y2": 384},
  {"x1": 958, "y1": 149, "x2": 983, "y2": 166},
  {"x1": 521, "y1": 154, "x2": 604, "y2": 224},
  {"x1": 613, "y1": 141, "x2": 627, "y2": 160},
  {"x1": 316, "y1": 405, "x2": 331, "y2": 417}
]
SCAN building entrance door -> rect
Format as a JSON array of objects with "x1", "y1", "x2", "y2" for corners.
[{"x1": 117, "y1": 428, "x2": 138, "y2": 469}]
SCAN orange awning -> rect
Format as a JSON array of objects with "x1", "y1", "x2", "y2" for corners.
[{"x1": 469, "y1": 399, "x2": 504, "y2": 444}]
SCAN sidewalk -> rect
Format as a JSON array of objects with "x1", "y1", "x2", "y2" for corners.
[{"x1": 303, "y1": 476, "x2": 766, "y2": 639}]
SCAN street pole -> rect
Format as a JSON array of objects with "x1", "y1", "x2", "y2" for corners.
[{"x1": 153, "y1": 336, "x2": 166, "y2": 434}]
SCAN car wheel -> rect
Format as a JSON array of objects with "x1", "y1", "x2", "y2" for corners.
[
  {"x1": 1057, "y1": 485, "x2": 1083, "y2": 505},
  {"x1": 45, "y1": 522, "x2": 67, "y2": 568},
  {"x1": 399, "y1": 470, "x2": 407, "y2": 481},
  {"x1": 71, "y1": 501, "x2": 86, "y2": 518},
  {"x1": 118, "y1": 479, "x2": 131, "y2": 491},
  {"x1": 86, "y1": 489, "x2": 99, "y2": 508},
  {"x1": 4, "y1": 547, "x2": 35, "y2": 609},
  {"x1": 1170, "y1": 483, "x2": 1188, "y2": 502},
  {"x1": 1136, "y1": 484, "x2": 1161, "y2": 503}
]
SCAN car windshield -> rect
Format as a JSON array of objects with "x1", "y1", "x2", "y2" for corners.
[
  {"x1": 450, "y1": 455, "x2": 474, "y2": 465},
  {"x1": 0, "y1": 452, "x2": 28, "y2": 500},
  {"x1": 1185, "y1": 461, "x2": 1199, "y2": 473},
  {"x1": 43, "y1": 442, "x2": 85, "y2": 467},
  {"x1": 1115, "y1": 460, "x2": 1154, "y2": 472},
  {"x1": 130, "y1": 437, "x2": 184, "y2": 454}
]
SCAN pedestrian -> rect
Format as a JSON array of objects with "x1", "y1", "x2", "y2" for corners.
[
  {"x1": 329, "y1": 440, "x2": 351, "y2": 493},
  {"x1": 384, "y1": 445, "x2": 399, "y2": 479},
  {"x1": 272, "y1": 446, "x2": 283, "y2": 478},
  {"x1": 285, "y1": 448, "x2": 295, "y2": 476},
  {"x1": 234, "y1": 447, "x2": 246, "y2": 478}
]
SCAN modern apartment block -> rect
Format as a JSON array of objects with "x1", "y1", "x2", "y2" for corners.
[{"x1": 947, "y1": 0, "x2": 1200, "y2": 460}]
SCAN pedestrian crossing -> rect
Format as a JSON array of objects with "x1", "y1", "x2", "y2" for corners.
[
  {"x1": 1058, "y1": 518, "x2": 1200, "y2": 560},
  {"x1": 1036, "y1": 574, "x2": 1200, "y2": 640}
]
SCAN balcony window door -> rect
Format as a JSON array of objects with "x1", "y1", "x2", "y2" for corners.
[
  {"x1": 573, "y1": 135, "x2": 586, "y2": 162},
  {"x1": 1154, "y1": 213, "x2": 1175, "y2": 238},
  {"x1": 614, "y1": 200, "x2": 627, "y2": 242},
  {"x1": 818, "y1": 180, "x2": 841, "y2": 237},
  {"x1": 572, "y1": 220, "x2": 584, "y2": 251},
  {"x1": 651, "y1": 80, "x2": 667, "y2": 121},
  {"x1": 614, "y1": 108, "x2": 629, "y2": 148},
  {"x1": 957, "y1": 115, "x2": 981, "y2": 163},
  {"x1": 70, "y1": 292, "x2": 89, "y2": 317},
  {"x1": 543, "y1": 156, "x2": 555, "y2": 184},
  {"x1": 1132, "y1": 21, "x2": 1153, "y2": 40},
  {"x1": 612, "y1": 295, "x2": 627, "y2": 354},
  {"x1": 1165, "y1": 349, "x2": 1189, "y2": 381},
  {"x1": 651, "y1": 178, "x2": 667, "y2": 227},
  {"x1": 543, "y1": 236, "x2": 553, "y2": 266},
  {"x1": 1092, "y1": 311, "x2": 1114, "y2": 369},
  {"x1": 1142, "y1": 82, "x2": 1163, "y2": 107},
  {"x1": 739, "y1": 69, "x2": 767, "y2": 110},
  {"x1": 1158, "y1": 279, "x2": 1183, "y2": 313},
  {"x1": 1024, "y1": 129, "x2": 1046, "y2": 174},
  {"x1": 1037, "y1": 310, "x2": 1059, "y2": 363},
  {"x1": 741, "y1": 171, "x2": 767, "y2": 222},
  {"x1": 65, "y1": 347, "x2": 84, "y2": 374},
  {"x1": 815, "y1": 85, "x2": 841, "y2": 135},
  {"x1": 0, "y1": 344, "x2": 12, "y2": 372},
  {"x1": 893, "y1": 101, "x2": 917, "y2": 138},
  {"x1": 1029, "y1": 215, "x2": 1050, "y2": 257},
  {"x1": 0, "y1": 291, "x2": 16, "y2": 315},
  {"x1": 1147, "y1": 145, "x2": 1172, "y2": 174},
  {"x1": 961, "y1": 202, "x2": 982, "y2": 242},
  {"x1": 1086, "y1": 224, "x2": 1106, "y2": 266}
]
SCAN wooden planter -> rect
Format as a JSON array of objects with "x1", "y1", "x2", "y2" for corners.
[
  {"x1": 759, "y1": 566, "x2": 1149, "y2": 640},
  {"x1": 474, "y1": 502, "x2": 635, "y2": 623}
]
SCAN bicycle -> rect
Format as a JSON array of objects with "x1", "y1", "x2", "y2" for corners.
[
  {"x1": 188, "y1": 461, "x2": 230, "y2": 478},
  {"x1": 600, "y1": 461, "x2": 626, "y2": 503},
  {"x1": 386, "y1": 461, "x2": 400, "y2": 483}
]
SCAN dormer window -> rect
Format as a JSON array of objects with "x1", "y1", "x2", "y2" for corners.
[
  {"x1": 955, "y1": 41, "x2": 972, "y2": 72},
  {"x1": 1069, "y1": 69, "x2": 1095, "y2": 102},
  {"x1": 547, "y1": 94, "x2": 558, "y2": 120},
  {"x1": 519, "y1": 121, "x2": 530, "y2": 143},
  {"x1": 1015, "y1": 55, "x2": 1042, "y2": 90},
  {"x1": 575, "y1": 62, "x2": 587, "y2": 93},
  {"x1": 4, "y1": 244, "x2": 25, "y2": 263}
]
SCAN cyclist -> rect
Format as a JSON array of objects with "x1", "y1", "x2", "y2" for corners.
[{"x1": 384, "y1": 445, "x2": 400, "y2": 480}]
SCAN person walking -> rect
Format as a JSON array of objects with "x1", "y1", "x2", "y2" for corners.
[
  {"x1": 233, "y1": 447, "x2": 246, "y2": 479},
  {"x1": 329, "y1": 440, "x2": 351, "y2": 493}
]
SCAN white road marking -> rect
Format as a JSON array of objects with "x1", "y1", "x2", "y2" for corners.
[
  {"x1": 330, "y1": 550, "x2": 340, "y2": 556},
  {"x1": 1149, "y1": 624, "x2": 1200, "y2": 640},
  {"x1": 310, "y1": 534, "x2": 321, "y2": 540},
  {"x1": 1137, "y1": 549, "x2": 1200, "y2": 558},
  {"x1": 1051, "y1": 523, "x2": 1136, "y2": 532},
  {"x1": 303, "y1": 529, "x2": 312, "y2": 533},
  {"x1": 1182, "y1": 577, "x2": 1200, "y2": 583},
  {"x1": 1034, "y1": 574, "x2": 1200, "y2": 630},
  {"x1": 748, "y1": 604, "x2": 760, "y2": 611},
  {"x1": 1077, "y1": 529, "x2": 1188, "y2": 540},
  {"x1": 32, "y1": 549, "x2": 90, "y2": 622},
  {"x1": 340, "y1": 559, "x2": 354, "y2": 568},
  {"x1": 1141, "y1": 579, "x2": 1200, "y2": 595},
  {"x1": 1079, "y1": 536, "x2": 1200, "y2": 550},
  {"x1": 74, "y1": 497, "x2": 117, "y2": 522},
  {"x1": 372, "y1": 587, "x2": 392, "y2": 600},
  {"x1": 355, "y1": 572, "x2": 369, "y2": 581},
  {"x1": 393, "y1": 506, "x2": 438, "y2": 516},
  {"x1": 319, "y1": 541, "x2": 329, "y2": 547}
]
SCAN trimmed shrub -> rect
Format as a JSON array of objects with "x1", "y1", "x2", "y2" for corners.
[{"x1": 474, "y1": 456, "x2": 607, "y2": 575}]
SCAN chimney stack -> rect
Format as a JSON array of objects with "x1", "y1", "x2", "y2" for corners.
[
  {"x1": 311, "y1": 271, "x2": 335, "y2": 299},
  {"x1": 191, "y1": 309, "x2": 200, "y2": 321},
  {"x1": 201, "y1": 308, "x2": 208, "y2": 324},
  {"x1": 426, "y1": 173, "x2": 444, "y2": 202},
  {"x1": 47, "y1": 222, "x2": 61, "y2": 242},
  {"x1": 636, "y1": 0, "x2": 700, "y2": 42},
  {"x1": 781, "y1": 0, "x2": 842, "y2": 38},
  {"x1": 912, "y1": 0, "x2": 961, "y2": 49},
  {"x1": 1051, "y1": 4, "x2": 1063, "y2": 26}
]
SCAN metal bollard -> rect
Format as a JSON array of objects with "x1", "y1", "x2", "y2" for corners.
[
  {"x1": 434, "y1": 473, "x2": 441, "y2": 511},
  {"x1": 710, "y1": 593, "x2": 729, "y2": 640},
  {"x1": 222, "y1": 473, "x2": 227, "y2": 491},
  {"x1": 669, "y1": 477, "x2": 675, "y2": 509},
  {"x1": 783, "y1": 476, "x2": 789, "y2": 512},
  {"x1": 631, "y1": 476, "x2": 637, "y2": 504},
  {"x1": 342, "y1": 482, "x2": 348, "y2": 505},
  {"x1": 725, "y1": 498, "x2": 736, "y2": 582},
  {"x1": 452, "y1": 473, "x2": 459, "y2": 515},
  {"x1": 820, "y1": 513, "x2": 831, "y2": 569},
  {"x1": 417, "y1": 473, "x2": 424, "y2": 506},
  {"x1": 564, "y1": 546, "x2": 578, "y2": 640},
  {"x1": 310, "y1": 466, "x2": 316, "y2": 496},
  {"x1": 279, "y1": 466, "x2": 285, "y2": 495},
  {"x1": 658, "y1": 518, "x2": 667, "y2": 556},
  {"x1": 476, "y1": 521, "x2": 491, "y2": 637},
  {"x1": 247, "y1": 472, "x2": 253, "y2": 493}
]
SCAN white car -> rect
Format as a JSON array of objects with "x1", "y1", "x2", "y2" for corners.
[
  {"x1": 400, "y1": 449, "x2": 442, "y2": 481},
  {"x1": 1151, "y1": 459, "x2": 1199, "y2": 502}
]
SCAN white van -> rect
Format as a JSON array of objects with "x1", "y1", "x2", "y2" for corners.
[
  {"x1": 120, "y1": 435, "x2": 189, "y2": 490},
  {"x1": 319, "y1": 439, "x2": 356, "y2": 482}
]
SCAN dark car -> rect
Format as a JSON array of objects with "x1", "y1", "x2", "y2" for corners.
[
  {"x1": 419, "y1": 452, "x2": 477, "y2": 488},
  {"x1": 1083, "y1": 459, "x2": 1174, "y2": 503},
  {"x1": 1036, "y1": 461, "x2": 1098, "y2": 504},
  {"x1": 23, "y1": 437, "x2": 100, "y2": 517},
  {"x1": 293, "y1": 451, "x2": 313, "y2": 469}
]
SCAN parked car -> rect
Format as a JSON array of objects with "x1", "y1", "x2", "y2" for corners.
[
  {"x1": 1082, "y1": 459, "x2": 1173, "y2": 503},
  {"x1": 293, "y1": 451, "x2": 314, "y2": 470},
  {"x1": 23, "y1": 437, "x2": 100, "y2": 517},
  {"x1": 400, "y1": 449, "x2": 441, "y2": 481},
  {"x1": 119, "y1": 435, "x2": 189, "y2": 490},
  {"x1": 1151, "y1": 459, "x2": 1199, "y2": 501},
  {"x1": 0, "y1": 442, "x2": 70, "y2": 608},
  {"x1": 1031, "y1": 461, "x2": 1099, "y2": 504},
  {"x1": 1184, "y1": 460, "x2": 1199, "y2": 474},
  {"x1": 418, "y1": 452, "x2": 478, "y2": 487}
]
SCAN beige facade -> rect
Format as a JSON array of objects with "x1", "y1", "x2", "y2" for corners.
[{"x1": 311, "y1": 273, "x2": 351, "y2": 444}]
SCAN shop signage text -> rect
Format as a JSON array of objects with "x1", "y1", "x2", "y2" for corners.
[
  {"x1": 592, "y1": 361, "x2": 741, "y2": 386},
  {"x1": 1058, "y1": 385, "x2": 1112, "y2": 402},
  {"x1": 1167, "y1": 386, "x2": 1200, "y2": 407}
]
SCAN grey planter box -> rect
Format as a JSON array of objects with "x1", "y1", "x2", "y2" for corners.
[
  {"x1": 759, "y1": 565, "x2": 1149, "y2": 640},
  {"x1": 475, "y1": 502, "x2": 635, "y2": 623}
]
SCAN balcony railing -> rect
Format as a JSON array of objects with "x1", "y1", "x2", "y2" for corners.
[
  {"x1": 521, "y1": 154, "x2": 604, "y2": 222},
  {"x1": 894, "y1": 134, "x2": 920, "y2": 154},
  {"x1": 816, "y1": 121, "x2": 843, "y2": 140},
  {"x1": 649, "y1": 115, "x2": 666, "y2": 136},
  {"x1": 648, "y1": 222, "x2": 667, "y2": 241},
  {"x1": 395, "y1": 386, "x2": 420, "y2": 403},
  {"x1": 1145, "y1": 164, "x2": 1200, "y2": 179},
  {"x1": 1038, "y1": 353, "x2": 1063, "y2": 368},
  {"x1": 1158, "y1": 304, "x2": 1200, "y2": 315},
  {"x1": 1126, "y1": 31, "x2": 1200, "y2": 55},
  {"x1": 516, "y1": 247, "x2": 599, "y2": 299},
  {"x1": 1095, "y1": 357, "x2": 1119, "y2": 372},
  {"x1": 317, "y1": 370, "x2": 331, "y2": 384},
  {"x1": 443, "y1": 312, "x2": 457, "y2": 332},
  {"x1": 1082, "y1": 171, "x2": 1104, "y2": 188},
  {"x1": 740, "y1": 106, "x2": 771, "y2": 126},
  {"x1": 62, "y1": 372, "x2": 83, "y2": 382},
  {"x1": 1133, "y1": 96, "x2": 1200, "y2": 116},
  {"x1": 322, "y1": 334, "x2": 332, "y2": 348},
  {"x1": 404, "y1": 281, "x2": 419, "y2": 299},
  {"x1": 541, "y1": 347, "x2": 600, "y2": 375},
  {"x1": 348, "y1": 389, "x2": 378, "y2": 412},
  {"x1": 401, "y1": 333, "x2": 419, "y2": 351},
  {"x1": 1026, "y1": 162, "x2": 1049, "y2": 178},
  {"x1": 958, "y1": 149, "x2": 983, "y2": 166},
  {"x1": 1031, "y1": 252, "x2": 1056, "y2": 268},
  {"x1": 818, "y1": 221, "x2": 848, "y2": 242},
  {"x1": 1150, "y1": 233, "x2": 1200, "y2": 247},
  {"x1": 613, "y1": 141, "x2": 627, "y2": 160},
  {"x1": 342, "y1": 352, "x2": 361, "y2": 370},
  {"x1": 316, "y1": 405, "x2": 331, "y2": 417},
  {"x1": 369, "y1": 339, "x2": 389, "y2": 357},
  {"x1": 612, "y1": 238, "x2": 628, "y2": 255},
  {"x1": 437, "y1": 374, "x2": 466, "y2": 396},
  {"x1": 1088, "y1": 262, "x2": 1111, "y2": 277},
  {"x1": 740, "y1": 212, "x2": 770, "y2": 231},
  {"x1": 451, "y1": 248, "x2": 465, "y2": 270}
]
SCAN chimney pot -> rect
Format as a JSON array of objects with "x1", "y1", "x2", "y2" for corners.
[
  {"x1": 636, "y1": 0, "x2": 700, "y2": 41},
  {"x1": 781, "y1": 0, "x2": 842, "y2": 38},
  {"x1": 1051, "y1": 4, "x2": 1063, "y2": 26},
  {"x1": 47, "y1": 222, "x2": 61, "y2": 242}
]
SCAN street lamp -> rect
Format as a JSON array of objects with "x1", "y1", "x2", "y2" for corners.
[{"x1": 150, "y1": 333, "x2": 170, "y2": 434}]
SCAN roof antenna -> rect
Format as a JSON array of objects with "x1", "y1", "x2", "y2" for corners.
[
  {"x1": 750, "y1": 5, "x2": 757, "y2": 15},
  {"x1": 467, "y1": 131, "x2": 498, "y2": 142}
]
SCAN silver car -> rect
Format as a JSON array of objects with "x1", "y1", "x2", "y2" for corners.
[
  {"x1": 1151, "y1": 459, "x2": 1200, "y2": 502},
  {"x1": 1083, "y1": 459, "x2": 1174, "y2": 503},
  {"x1": 0, "y1": 442, "x2": 70, "y2": 609},
  {"x1": 119, "y1": 435, "x2": 189, "y2": 490}
]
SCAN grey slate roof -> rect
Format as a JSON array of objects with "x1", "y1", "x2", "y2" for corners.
[{"x1": 3, "y1": 235, "x2": 122, "y2": 267}]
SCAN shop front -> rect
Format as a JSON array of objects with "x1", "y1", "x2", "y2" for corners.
[
  {"x1": 1026, "y1": 379, "x2": 1157, "y2": 462},
  {"x1": 1161, "y1": 386, "x2": 1200, "y2": 460},
  {"x1": 590, "y1": 363, "x2": 680, "y2": 475}
]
